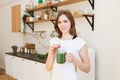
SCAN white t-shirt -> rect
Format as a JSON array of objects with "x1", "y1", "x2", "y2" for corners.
[{"x1": 50, "y1": 37, "x2": 86, "y2": 80}]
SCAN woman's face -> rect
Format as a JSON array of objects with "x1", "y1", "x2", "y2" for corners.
[{"x1": 58, "y1": 14, "x2": 71, "y2": 34}]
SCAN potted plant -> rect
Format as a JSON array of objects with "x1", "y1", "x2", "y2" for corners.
[
  {"x1": 22, "y1": 14, "x2": 30, "y2": 34},
  {"x1": 11, "y1": 45, "x2": 18, "y2": 53}
]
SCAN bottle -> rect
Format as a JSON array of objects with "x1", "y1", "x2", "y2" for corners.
[
  {"x1": 24, "y1": 47, "x2": 28, "y2": 53},
  {"x1": 44, "y1": 13, "x2": 48, "y2": 20},
  {"x1": 42, "y1": 0, "x2": 47, "y2": 5},
  {"x1": 38, "y1": 0, "x2": 44, "y2": 7},
  {"x1": 38, "y1": 0, "x2": 43, "y2": 3},
  {"x1": 29, "y1": 0, "x2": 34, "y2": 9}
]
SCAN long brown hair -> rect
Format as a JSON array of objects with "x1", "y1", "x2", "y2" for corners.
[{"x1": 54, "y1": 10, "x2": 77, "y2": 38}]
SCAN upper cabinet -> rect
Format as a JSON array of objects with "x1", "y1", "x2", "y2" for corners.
[
  {"x1": 24, "y1": 0, "x2": 94, "y2": 31},
  {"x1": 11, "y1": 4, "x2": 21, "y2": 32}
]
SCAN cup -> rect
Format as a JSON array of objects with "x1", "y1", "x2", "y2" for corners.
[{"x1": 56, "y1": 48, "x2": 66, "y2": 64}]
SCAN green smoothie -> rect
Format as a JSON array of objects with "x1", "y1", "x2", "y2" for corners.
[{"x1": 56, "y1": 53, "x2": 66, "y2": 64}]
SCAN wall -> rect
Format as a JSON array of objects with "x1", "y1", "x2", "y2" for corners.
[
  {"x1": 0, "y1": 0, "x2": 120, "y2": 80},
  {"x1": 0, "y1": 0, "x2": 24, "y2": 69},
  {"x1": 95, "y1": 0, "x2": 120, "y2": 80}
]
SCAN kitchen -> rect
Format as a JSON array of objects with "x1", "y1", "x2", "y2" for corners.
[{"x1": 0, "y1": 0, "x2": 120, "y2": 80}]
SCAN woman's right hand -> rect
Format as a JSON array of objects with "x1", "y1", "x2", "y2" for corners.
[
  {"x1": 46, "y1": 44, "x2": 60, "y2": 71},
  {"x1": 49, "y1": 44, "x2": 60, "y2": 55}
]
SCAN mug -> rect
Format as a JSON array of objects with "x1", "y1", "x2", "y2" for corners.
[
  {"x1": 56, "y1": 52, "x2": 66, "y2": 64},
  {"x1": 56, "y1": 48, "x2": 66, "y2": 64}
]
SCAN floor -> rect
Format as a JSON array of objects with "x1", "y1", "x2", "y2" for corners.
[
  {"x1": 0, "y1": 68, "x2": 15, "y2": 80},
  {"x1": 0, "y1": 68, "x2": 5, "y2": 75}
]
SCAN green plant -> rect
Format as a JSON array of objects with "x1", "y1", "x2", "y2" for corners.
[
  {"x1": 11, "y1": 45, "x2": 18, "y2": 53},
  {"x1": 11, "y1": 45, "x2": 18, "y2": 49},
  {"x1": 22, "y1": 14, "x2": 30, "y2": 34}
]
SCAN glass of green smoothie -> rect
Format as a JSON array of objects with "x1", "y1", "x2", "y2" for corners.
[{"x1": 56, "y1": 48, "x2": 66, "y2": 64}]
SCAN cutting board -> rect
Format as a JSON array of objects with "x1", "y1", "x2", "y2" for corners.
[{"x1": 25, "y1": 43, "x2": 35, "y2": 49}]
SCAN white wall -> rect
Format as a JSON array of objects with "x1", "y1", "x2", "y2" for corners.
[
  {"x1": 0, "y1": 0, "x2": 24, "y2": 69},
  {"x1": 95, "y1": 0, "x2": 120, "y2": 80},
  {"x1": 0, "y1": 0, "x2": 120, "y2": 80}
]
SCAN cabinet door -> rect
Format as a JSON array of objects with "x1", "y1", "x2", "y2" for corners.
[
  {"x1": 24, "y1": 60, "x2": 50, "y2": 80},
  {"x1": 37, "y1": 63, "x2": 51, "y2": 80},
  {"x1": 25, "y1": 60, "x2": 41, "y2": 80},
  {"x1": 13, "y1": 56, "x2": 25, "y2": 80},
  {"x1": 5, "y1": 54, "x2": 14, "y2": 77},
  {"x1": 5, "y1": 54, "x2": 50, "y2": 80},
  {"x1": 11, "y1": 4, "x2": 21, "y2": 32}
]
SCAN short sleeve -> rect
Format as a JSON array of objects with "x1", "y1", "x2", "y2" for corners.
[{"x1": 77, "y1": 38, "x2": 86, "y2": 51}]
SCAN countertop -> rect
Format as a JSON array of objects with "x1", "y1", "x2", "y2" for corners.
[{"x1": 6, "y1": 52, "x2": 46, "y2": 63}]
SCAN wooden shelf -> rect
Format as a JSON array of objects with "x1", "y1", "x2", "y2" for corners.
[
  {"x1": 83, "y1": 14, "x2": 94, "y2": 17},
  {"x1": 25, "y1": 0, "x2": 87, "y2": 12},
  {"x1": 25, "y1": 18, "x2": 55, "y2": 23},
  {"x1": 24, "y1": 0, "x2": 95, "y2": 31},
  {"x1": 74, "y1": 14, "x2": 94, "y2": 18},
  {"x1": 25, "y1": 14, "x2": 94, "y2": 23}
]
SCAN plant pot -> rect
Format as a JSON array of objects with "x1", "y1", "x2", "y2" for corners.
[{"x1": 12, "y1": 48, "x2": 18, "y2": 53}]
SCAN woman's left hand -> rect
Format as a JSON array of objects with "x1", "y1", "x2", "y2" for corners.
[{"x1": 66, "y1": 52, "x2": 76, "y2": 62}]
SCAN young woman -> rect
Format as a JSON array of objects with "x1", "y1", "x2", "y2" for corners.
[{"x1": 46, "y1": 10, "x2": 90, "y2": 80}]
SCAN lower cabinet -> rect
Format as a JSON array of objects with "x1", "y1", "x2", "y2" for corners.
[
  {"x1": 13, "y1": 56, "x2": 25, "y2": 80},
  {"x1": 25, "y1": 59, "x2": 50, "y2": 80},
  {"x1": 5, "y1": 54, "x2": 50, "y2": 80},
  {"x1": 5, "y1": 54, "x2": 14, "y2": 77}
]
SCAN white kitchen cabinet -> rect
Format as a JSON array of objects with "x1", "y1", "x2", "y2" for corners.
[
  {"x1": 37, "y1": 62, "x2": 50, "y2": 80},
  {"x1": 5, "y1": 54, "x2": 25, "y2": 80},
  {"x1": 13, "y1": 56, "x2": 25, "y2": 80},
  {"x1": 25, "y1": 59, "x2": 50, "y2": 80},
  {"x1": 25, "y1": 59, "x2": 41, "y2": 80},
  {"x1": 5, "y1": 54, "x2": 50, "y2": 80},
  {"x1": 5, "y1": 54, "x2": 14, "y2": 77}
]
